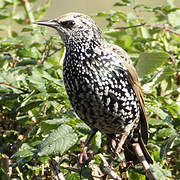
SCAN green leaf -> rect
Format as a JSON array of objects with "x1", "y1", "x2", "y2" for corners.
[
  {"x1": 38, "y1": 124, "x2": 78, "y2": 156},
  {"x1": 168, "y1": 10, "x2": 180, "y2": 27},
  {"x1": 157, "y1": 128, "x2": 176, "y2": 139},
  {"x1": 155, "y1": 66, "x2": 175, "y2": 84},
  {"x1": 76, "y1": 123, "x2": 91, "y2": 134},
  {"x1": 66, "y1": 173, "x2": 80, "y2": 180},
  {"x1": 16, "y1": 60, "x2": 37, "y2": 66},
  {"x1": 17, "y1": 47, "x2": 40, "y2": 58},
  {"x1": 33, "y1": 0, "x2": 51, "y2": 21},
  {"x1": 91, "y1": 131, "x2": 102, "y2": 150},
  {"x1": 135, "y1": 52, "x2": 170, "y2": 78},
  {"x1": 151, "y1": 163, "x2": 172, "y2": 180},
  {"x1": 149, "y1": 106, "x2": 171, "y2": 122},
  {"x1": 0, "y1": 8, "x2": 10, "y2": 19},
  {"x1": 95, "y1": 12, "x2": 109, "y2": 17},
  {"x1": 12, "y1": 149, "x2": 34, "y2": 158},
  {"x1": 0, "y1": 167, "x2": 10, "y2": 180},
  {"x1": 0, "y1": 25, "x2": 7, "y2": 31},
  {"x1": 81, "y1": 167, "x2": 93, "y2": 180},
  {"x1": 13, "y1": 11, "x2": 26, "y2": 24},
  {"x1": 16, "y1": 100, "x2": 44, "y2": 112},
  {"x1": 149, "y1": 118, "x2": 167, "y2": 126},
  {"x1": 40, "y1": 118, "x2": 70, "y2": 134},
  {"x1": 0, "y1": 0, "x2": 4, "y2": 8},
  {"x1": 160, "y1": 135, "x2": 177, "y2": 158},
  {"x1": 21, "y1": 27, "x2": 33, "y2": 32}
]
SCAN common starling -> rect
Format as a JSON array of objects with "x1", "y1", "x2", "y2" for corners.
[{"x1": 35, "y1": 12, "x2": 153, "y2": 170}]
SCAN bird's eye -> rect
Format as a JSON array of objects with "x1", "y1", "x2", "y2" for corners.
[{"x1": 60, "y1": 20, "x2": 75, "y2": 29}]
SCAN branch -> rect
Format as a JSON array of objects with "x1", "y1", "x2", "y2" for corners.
[
  {"x1": 0, "y1": 81, "x2": 29, "y2": 93},
  {"x1": 39, "y1": 37, "x2": 53, "y2": 64},
  {"x1": 98, "y1": 153, "x2": 122, "y2": 180},
  {"x1": 115, "y1": 23, "x2": 146, "y2": 30},
  {"x1": 132, "y1": 143, "x2": 156, "y2": 180},
  {"x1": 50, "y1": 159, "x2": 66, "y2": 180},
  {"x1": 148, "y1": 23, "x2": 180, "y2": 36},
  {"x1": 107, "y1": 22, "x2": 180, "y2": 37},
  {"x1": 107, "y1": 23, "x2": 145, "y2": 33}
]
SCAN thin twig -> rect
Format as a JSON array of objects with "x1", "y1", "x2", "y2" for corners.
[
  {"x1": 59, "y1": 165, "x2": 79, "y2": 173},
  {"x1": 115, "y1": 23, "x2": 146, "y2": 30},
  {"x1": 148, "y1": 23, "x2": 180, "y2": 36},
  {"x1": 39, "y1": 37, "x2": 53, "y2": 64},
  {"x1": 50, "y1": 158, "x2": 66, "y2": 180},
  {"x1": 107, "y1": 23, "x2": 145, "y2": 33},
  {"x1": 0, "y1": 81, "x2": 29, "y2": 93},
  {"x1": 16, "y1": 167, "x2": 24, "y2": 180},
  {"x1": 107, "y1": 22, "x2": 180, "y2": 37}
]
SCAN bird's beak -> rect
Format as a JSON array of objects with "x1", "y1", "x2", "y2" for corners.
[{"x1": 34, "y1": 19, "x2": 58, "y2": 29}]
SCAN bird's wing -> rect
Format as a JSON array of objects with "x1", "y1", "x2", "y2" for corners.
[{"x1": 112, "y1": 45, "x2": 149, "y2": 144}]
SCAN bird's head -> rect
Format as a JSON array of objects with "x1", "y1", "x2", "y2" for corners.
[{"x1": 35, "y1": 12, "x2": 103, "y2": 48}]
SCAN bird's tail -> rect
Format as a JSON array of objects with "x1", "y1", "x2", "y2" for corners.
[
  {"x1": 124, "y1": 134, "x2": 156, "y2": 179},
  {"x1": 123, "y1": 132, "x2": 153, "y2": 165}
]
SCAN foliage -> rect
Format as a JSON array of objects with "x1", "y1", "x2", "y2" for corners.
[{"x1": 0, "y1": 0, "x2": 179, "y2": 179}]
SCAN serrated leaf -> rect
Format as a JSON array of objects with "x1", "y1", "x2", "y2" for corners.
[
  {"x1": 38, "y1": 124, "x2": 78, "y2": 156},
  {"x1": 12, "y1": 149, "x2": 34, "y2": 158},
  {"x1": 157, "y1": 128, "x2": 176, "y2": 139},
  {"x1": 155, "y1": 66, "x2": 175, "y2": 84},
  {"x1": 76, "y1": 123, "x2": 91, "y2": 134},
  {"x1": 17, "y1": 47, "x2": 40, "y2": 58},
  {"x1": 40, "y1": 118, "x2": 70, "y2": 134},
  {"x1": 135, "y1": 52, "x2": 170, "y2": 78},
  {"x1": 148, "y1": 118, "x2": 167, "y2": 126},
  {"x1": 149, "y1": 106, "x2": 170, "y2": 122},
  {"x1": 160, "y1": 135, "x2": 177, "y2": 158},
  {"x1": 66, "y1": 173, "x2": 80, "y2": 180},
  {"x1": 81, "y1": 167, "x2": 93, "y2": 180},
  {"x1": 151, "y1": 163, "x2": 172, "y2": 180}
]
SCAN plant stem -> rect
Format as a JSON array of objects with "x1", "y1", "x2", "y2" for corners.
[
  {"x1": 16, "y1": 167, "x2": 24, "y2": 180},
  {"x1": 22, "y1": 0, "x2": 35, "y2": 26}
]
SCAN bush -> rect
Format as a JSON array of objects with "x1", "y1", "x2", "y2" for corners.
[{"x1": 0, "y1": 0, "x2": 179, "y2": 179}]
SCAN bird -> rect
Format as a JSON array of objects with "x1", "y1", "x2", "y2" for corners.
[{"x1": 35, "y1": 12, "x2": 154, "y2": 178}]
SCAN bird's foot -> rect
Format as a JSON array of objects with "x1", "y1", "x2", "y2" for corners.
[
  {"x1": 78, "y1": 146, "x2": 88, "y2": 165},
  {"x1": 115, "y1": 132, "x2": 129, "y2": 155}
]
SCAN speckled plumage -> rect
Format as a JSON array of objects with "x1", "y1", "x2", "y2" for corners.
[
  {"x1": 64, "y1": 42, "x2": 140, "y2": 135},
  {"x1": 35, "y1": 13, "x2": 153, "y2": 164}
]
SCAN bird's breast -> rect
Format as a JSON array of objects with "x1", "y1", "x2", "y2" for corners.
[{"x1": 63, "y1": 54, "x2": 140, "y2": 134}]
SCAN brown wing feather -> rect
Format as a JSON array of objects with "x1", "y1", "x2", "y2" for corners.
[
  {"x1": 111, "y1": 45, "x2": 149, "y2": 144},
  {"x1": 123, "y1": 61, "x2": 148, "y2": 144},
  {"x1": 112, "y1": 45, "x2": 153, "y2": 164}
]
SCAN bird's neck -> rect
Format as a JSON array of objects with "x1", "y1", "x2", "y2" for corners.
[{"x1": 65, "y1": 37, "x2": 105, "y2": 58}]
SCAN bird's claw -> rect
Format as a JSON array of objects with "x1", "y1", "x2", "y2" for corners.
[{"x1": 78, "y1": 146, "x2": 88, "y2": 165}]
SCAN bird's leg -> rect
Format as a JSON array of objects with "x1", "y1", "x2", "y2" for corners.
[
  {"x1": 78, "y1": 129, "x2": 97, "y2": 164},
  {"x1": 115, "y1": 119, "x2": 138, "y2": 156},
  {"x1": 115, "y1": 132, "x2": 128, "y2": 156}
]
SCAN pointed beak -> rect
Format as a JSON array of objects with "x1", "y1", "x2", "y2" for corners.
[{"x1": 34, "y1": 19, "x2": 58, "y2": 29}]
